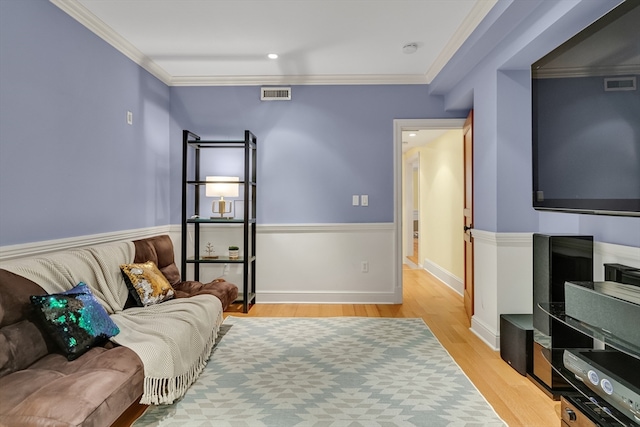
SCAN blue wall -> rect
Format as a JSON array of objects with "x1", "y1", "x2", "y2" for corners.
[
  {"x1": 1, "y1": 0, "x2": 639, "y2": 250},
  {"x1": 169, "y1": 85, "x2": 463, "y2": 225},
  {"x1": 0, "y1": 0, "x2": 171, "y2": 246},
  {"x1": 430, "y1": 0, "x2": 640, "y2": 247}
]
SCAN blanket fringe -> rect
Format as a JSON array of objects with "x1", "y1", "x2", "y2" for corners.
[{"x1": 140, "y1": 309, "x2": 224, "y2": 405}]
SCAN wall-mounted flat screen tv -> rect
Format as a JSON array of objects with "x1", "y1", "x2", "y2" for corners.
[{"x1": 531, "y1": 0, "x2": 640, "y2": 217}]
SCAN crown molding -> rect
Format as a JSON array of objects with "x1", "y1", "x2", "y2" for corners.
[
  {"x1": 50, "y1": 0, "x2": 430, "y2": 87},
  {"x1": 169, "y1": 74, "x2": 429, "y2": 86},
  {"x1": 50, "y1": 0, "x2": 172, "y2": 85},
  {"x1": 425, "y1": 0, "x2": 498, "y2": 83}
]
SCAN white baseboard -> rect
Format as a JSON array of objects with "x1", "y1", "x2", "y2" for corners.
[
  {"x1": 470, "y1": 316, "x2": 500, "y2": 351},
  {"x1": 0, "y1": 225, "x2": 173, "y2": 262},
  {"x1": 257, "y1": 291, "x2": 397, "y2": 304},
  {"x1": 422, "y1": 258, "x2": 463, "y2": 295}
]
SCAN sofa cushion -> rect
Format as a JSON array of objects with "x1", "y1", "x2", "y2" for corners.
[
  {"x1": 0, "y1": 269, "x2": 54, "y2": 378},
  {"x1": 30, "y1": 282, "x2": 120, "y2": 361},
  {"x1": 0, "y1": 346, "x2": 144, "y2": 427},
  {"x1": 120, "y1": 261, "x2": 175, "y2": 307},
  {"x1": 174, "y1": 278, "x2": 239, "y2": 311},
  {"x1": 133, "y1": 235, "x2": 181, "y2": 285}
]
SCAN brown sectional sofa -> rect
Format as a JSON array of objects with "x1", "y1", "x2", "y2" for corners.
[{"x1": 0, "y1": 235, "x2": 238, "y2": 427}]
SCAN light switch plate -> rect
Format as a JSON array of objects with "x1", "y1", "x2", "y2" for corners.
[
  {"x1": 361, "y1": 195, "x2": 369, "y2": 206},
  {"x1": 352, "y1": 195, "x2": 359, "y2": 206}
]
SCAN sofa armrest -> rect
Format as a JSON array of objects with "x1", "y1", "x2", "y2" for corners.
[{"x1": 173, "y1": 279, "x2": 238, "y2": 311}]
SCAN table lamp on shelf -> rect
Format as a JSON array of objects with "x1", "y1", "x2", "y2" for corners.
[{"x1": 206, "y1": 176, "x2": 239, "y2": 219}]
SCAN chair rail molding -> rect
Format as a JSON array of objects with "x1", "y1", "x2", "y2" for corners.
[{"x1": 0, "y1": 226, "x2": 173, "y2": 262}]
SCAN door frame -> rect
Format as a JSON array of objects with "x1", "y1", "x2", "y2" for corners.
[
  {"x1": 404, "y1": 152, "x2": 420, "y2": 264},
  {"x1": 393, "y1": 118, "x2": 467, "y2": 304}
]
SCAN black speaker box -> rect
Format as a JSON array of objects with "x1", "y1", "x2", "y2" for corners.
[
  {"x1": 531, "y1": 234, "x2": 594, "y2": 393},
  {"x1": 500, "y1": 314, "x2": 533, "y2": 376}
]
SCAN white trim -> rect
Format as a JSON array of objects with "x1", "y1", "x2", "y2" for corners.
[
  {"x1": 470, "y1": 230, "x2": 533, "y2": 246},
  {"x1": 257, "y1": 291, "x2": 396, "y2": 304},
  {"x1": 49, "y1": 0, "x2": 497, "y2": 88},
  {"x1": 393, "y1": 119, "x2": 468, "y2": 305},
  {"x1": 425, "y1": 0, "x2": 498, "y2": 83},
  {"x1": 403, "y1": 152, "x2": 419, "y2": 263},
  {"x1": 171, "y1": 74, "x2": 429, "y2": 87},
  {"x1": 50, "y1": 0, "x2": 172, "y2": 85},
  {"x1": 470, "y1": 316, "x2": 500, "y2": 351},
  {"x1": 257, "y1": 223, "x2": 394, "y2": 233},
  {"x1": 0, "y1": 226, "x2": 171, "y2": 261},
  {"x1": 422, "y1": 259, "x2": 464, "y2": 295},
  {"x1": 49, "y1": 0, "x2": 431, "y2": 88},
  {"x1": 595, "y1": 241, "x2": 640, "y2": 264}
]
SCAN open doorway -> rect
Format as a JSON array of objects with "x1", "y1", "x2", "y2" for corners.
[{"x1": 393, "y1": 119, "x2": 467, "y2": 303}]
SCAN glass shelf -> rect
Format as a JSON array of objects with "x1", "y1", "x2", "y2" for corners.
[
  {"x1": 186, "y1": 217, "x2": 255, "y2": 224},
  {"x1": 538, "y1": 303, "x2": 640, "y2": 358},
  {"x1": 186, "y1": 256, "x2": 255, "y2": 264},
  {"x1": 539, "y1": 302, "x2": 640, "y2": 426}
]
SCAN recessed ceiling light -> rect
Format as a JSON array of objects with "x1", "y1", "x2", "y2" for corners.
[
  {"x1": 409, "y1": 133, "x2": 417, "y2": 137},
  {"x1": 268, "y1": 53, "x2": 278, "y2": 59}
]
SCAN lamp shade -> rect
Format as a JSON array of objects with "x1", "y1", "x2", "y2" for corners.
[{"x1": 205, "y1": 176, "x2": 239, "y2": 198}]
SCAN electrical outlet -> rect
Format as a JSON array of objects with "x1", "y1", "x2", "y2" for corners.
[
  {"x1": 223, "y1": 264, "x2": 230, "y2": 275},
  {"x1": 361, "y1": 261, "x2": 369, "y2": 273},
  {"x1": 352, "y1": 195, "x2": 359, "y2": 206}
]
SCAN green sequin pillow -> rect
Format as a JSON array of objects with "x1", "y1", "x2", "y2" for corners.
[{"x1": 30, "y1": 282, "x2": 120, "y2": 360}]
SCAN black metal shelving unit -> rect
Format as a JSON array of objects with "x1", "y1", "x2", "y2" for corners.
[{"x1": 181, "y1": 130, "x2": 257, "y2": 313}]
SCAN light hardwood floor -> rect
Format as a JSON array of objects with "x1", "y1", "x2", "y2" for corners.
[
  {"x1": 119, "y1": 263, "x2": 561, "y2": 426},
  {"x1": 227, "y1": 264, "x2": 561, "y2": 427}
]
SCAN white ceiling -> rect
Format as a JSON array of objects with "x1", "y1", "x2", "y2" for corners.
[
  {"x1": 51, "y1": 0, "x2": 497, "y2": 86},
  {"x1": 401, "y1": 129, "x2": 451, "y2": 153}
]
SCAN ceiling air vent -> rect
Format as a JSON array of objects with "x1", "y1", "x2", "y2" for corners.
[
  {"x1": 604, "y1": 76, "x2": 636, "y2": 91},
  {"x1": 261, "y1": 87, "x2": 291, "y2": 101}
]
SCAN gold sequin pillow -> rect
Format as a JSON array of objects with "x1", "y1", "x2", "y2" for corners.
[{"x1": 120, "y1": 261, "x2": 175, "y2": 306}]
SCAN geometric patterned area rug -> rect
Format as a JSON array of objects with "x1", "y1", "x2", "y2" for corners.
[{"x1": 133, "y1": 317, "x2": 506, "y2": 427}]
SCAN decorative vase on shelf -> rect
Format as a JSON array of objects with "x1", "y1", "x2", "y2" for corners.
[{"x1": 228, "y1": 246, "x2": 239, "y2": 259}]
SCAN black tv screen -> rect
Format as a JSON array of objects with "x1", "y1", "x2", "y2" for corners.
[{"x1": 531, "y1": 0, "x2": 640, "y2": 217}]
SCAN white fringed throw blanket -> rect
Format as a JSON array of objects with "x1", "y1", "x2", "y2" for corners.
[{"x1": 1, "y1": 241, "x2": 223, "y2": 405}]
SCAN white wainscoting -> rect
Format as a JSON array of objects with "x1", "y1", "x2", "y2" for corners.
[
  {"x1": 5, "y1": 226, "x2": 636, "y2": 339},
  {"x1": 1, "y1": 224, "x2": 398, "y2": 305},
  {"x1": 470, "y1": 230, "x2": 640, "y2": 351},
  {"x1": 470, "y1": 231, "x2": 533, "y2": 350},
  {"x1": 594, "y1": 242, "x2": 640, "y2": 279},
  {"x1": 256, "y1": 223, "x2": 398, "y2": 303}
]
